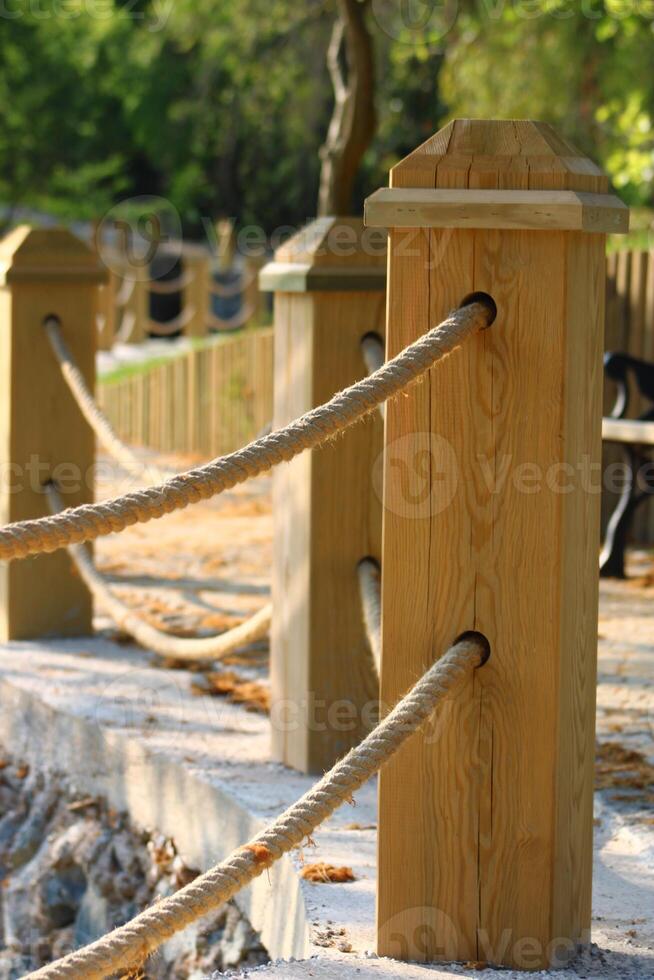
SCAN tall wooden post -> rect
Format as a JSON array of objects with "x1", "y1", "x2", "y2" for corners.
[
  {"x1": 183, "y1": 245, "x2": 210, "y2": 339},
  {"x1": 365, "y1": 121, "x2": 628, "y2": 969},
  {"x1": 262, "y1": 217, "x2": 387, "y2": 773},
  {"x1": 0, "y1": 226, "x2": 104, "y2": 640}
]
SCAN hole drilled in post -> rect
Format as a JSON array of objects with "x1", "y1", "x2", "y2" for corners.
[
  {"x1": 459, "y1": 291, "x2": 497, "y2": 327},
  {"x1": 454, "y1": 629, "x2": 491, "y2": 667}
]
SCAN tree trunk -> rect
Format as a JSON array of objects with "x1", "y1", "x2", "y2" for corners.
[{"x1": 318, "y1": 0, "x2": 376, "y2": 217}]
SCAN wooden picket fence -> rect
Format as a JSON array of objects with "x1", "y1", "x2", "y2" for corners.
[
  {"x1": 603, "y1": 248, "x2": 654, "y2": 543},
  {"x1": 98, "y1": 249, "x2": 654, "y2": 542},
  {"x1": 98, "y1": 329, "x2": 273, "y2": 459}
]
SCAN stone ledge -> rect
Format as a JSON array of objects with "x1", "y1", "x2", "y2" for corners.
[{"x1": 0, "y1": 637, "x2": 652, "y2": 979}]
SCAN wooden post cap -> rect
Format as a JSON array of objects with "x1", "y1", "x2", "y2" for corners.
[
  {"x1": 260, "y1": 217, "x2": 387, "y2": 293},
  {"x1": 0, "y1": 225, "x2": 108, "y2": 285},
  {"x1": 364, "y1": 119, "x2": 629, "y2": 234}
]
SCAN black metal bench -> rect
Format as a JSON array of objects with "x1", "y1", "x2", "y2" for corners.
[{"x1": 601, "y1": 352, "x2": 654, "y2": 577}]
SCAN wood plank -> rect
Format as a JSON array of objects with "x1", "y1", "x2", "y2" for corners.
[
  {"x1": 365, "y1": 188, "x2": 628, "y2": 234},
  {"x1": 602, "y1": 415, "x2": 654, "y2": 445}
]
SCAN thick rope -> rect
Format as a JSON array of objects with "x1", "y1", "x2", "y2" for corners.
[
  {"x1": 210, "y1": 273, "x2": 252, "y2": 298},
  {"x1": 147, "y1": 305, "x2": 195, "y2": 337},
  {"x1": 149, "y1": 270, "x2": 194, "y2": 295},
  {"x1": 114, "y1": 277, "x2": 136, "y2": 308},
  {"x1": 114, "y1": 309, "x2": 137, "y2": 344},
  {"x1": 44, "y1": 318, "x2": 171, "y2": 485},
  {"x1": 207, "y1": 304, "x2": 257, "y2": 332},
  {"x1": 1, "y1": 302, "x2": 489, "y2": 563},
  {"x1": 358, "y1": 558, "x2": 381, "y2": 674},
  {"x1": 26, "y1": 636, "x2": 484, "y2": 980},
  {"x1": 361, "y1": 333, "x2": 386, "y2": 421},
  {"x1": 47, "y1": 481, "x2": 271, "y2": 662}
]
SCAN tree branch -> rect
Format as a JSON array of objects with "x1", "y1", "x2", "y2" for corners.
[{"x1": 318, "y1": 0, "x2": 377, "y2": 216}]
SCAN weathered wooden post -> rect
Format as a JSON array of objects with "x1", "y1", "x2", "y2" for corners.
[
  {"x1": 0, "y1": 226, "x2": 104, "y2": 640},
  {"x1": 365, "y1": 120, "x2": 628, "y2": 969},
  {"x1": 183, "y1": 245, "x2": 210, "y2": 339},
  {"x1": 261, "y1": 217, "x2": 387, "y2": 773}
]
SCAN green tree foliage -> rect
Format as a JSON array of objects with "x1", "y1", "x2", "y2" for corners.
[
  {"x1": 441, "y1": 0, "x2": 654, "y2": 203},
  {"x1": 0, "y1": 0, "x2": 651, "y2": 236}
]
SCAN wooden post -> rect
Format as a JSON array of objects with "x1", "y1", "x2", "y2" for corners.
[
  {"x1": 117, "y1": 260, "x2": 148, "y2": 345},
  {"x1": 95, "y1": 268, "x2": 117, "y2": 351},
  {"x1": 183, "y1": 245, "x2": 210, "y2": 339},
  {"x1": 365, "y1": 121, "x2": 628, "y2": 969},
  {"x1": 261, "y1": 217, "x2": 387, "y2": 773},
  {"x1": 0, "y1": 226, "x2": 105, "y2": 640},
  {"x1": 243, "y1": 254, "x2": 267, "y2": 327}
]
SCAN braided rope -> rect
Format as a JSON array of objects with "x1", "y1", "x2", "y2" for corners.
[
  {"x1": 114, "y1": 277, "x2": 136, "y2": 308},
  {"x1": 1, "y1": 303, "x2": 489, "y2": 563},
  {"x1": 149, "y1": 270, "x2": 195, "y2": 295},
  {"x1": 361, "y1": 333, "x2": 386, "y2": 421},
  {"x1": 207, "y1": 304, "x2": 257, "y2": 332},
  {"x1": 26, "y1": 636, "x2": 484, "y2": 980},
  {"x1": 114, "y1": 309, "x2": 136, "y2": 345},
  {"x1": 358, "y1": 558, "x2": 381, "y2": 674},
  {"x1": 47, "y1": 482, "x2": 271, "y2": 662},
  {"x1": 45, "y1": 319, "x2": 171, "y2": 485},
  {"x1": 210, "y1": 270, "x2": 255, "y2": 298},
  {"x1": 147, "y1": 305, "x2": 195, "y2": 337}
]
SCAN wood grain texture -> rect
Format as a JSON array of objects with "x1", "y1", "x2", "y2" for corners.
[
  {"x1": 122, "y1": 271, "x2": 148, "y2": 344},
  {"x1": 377, "y1": 121, "x2": 613, "y2": 969},
  {"x1": 269, "y1": 219, "x2": 385, "y2": 773},
  {"x1": 365, "y1": 188, "x2": 628, "y2": 234},
  {"x1": 0, "y1": 226, "x2": 103, "y2": 640},
  {"x1": 184, "y1": 249, "x2": 210, "y2": 338}
]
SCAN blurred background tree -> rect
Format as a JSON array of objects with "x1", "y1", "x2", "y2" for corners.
[{"x1": 0, "y1": 0, "x2": 651, "y2": 238}]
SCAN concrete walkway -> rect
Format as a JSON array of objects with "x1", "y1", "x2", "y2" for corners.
[{"x1": 0, "y1": 463, "x2": 652, "y2": 978}]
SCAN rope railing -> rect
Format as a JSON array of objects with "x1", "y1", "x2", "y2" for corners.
[
  {"x1": 114, "y1": 309, "x2": 137, "y2": 345},
  {"x1": 114, "y1": 277, "x2": 136, "y2": 308},
  {"x1": 147, "y1": 305, "x2": 195, "y2": 337},
  {"x1": 26, "y1": 634, "x2": 486, "y2": 980},
  {"x1": 44, "y1": 318, "x2": 172, "y2": 485},
  {"x1": 47, "y1": 481, "x2": 271, "y2": 661},
  {"x1": 149, "y1": 270, "x2": 195, "y2": 295},
  {"x1": 207, "y1": 304, "x2": 257, "y2": 332},
  {"x1": 361, "y1": 333, "x2": 386, "y2": 421},
  {"x1": 358, "y1": 558, "x2": 381, "y2": 674},
  {"x1": 210, "y1": 270, "x2": 256, "y2": 298},
  {"x1": 0, "y1": 301, "x2": 492, "y2": 563}
]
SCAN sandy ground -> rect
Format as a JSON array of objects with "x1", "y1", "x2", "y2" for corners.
[{"x1": 92, "y1": 454, "x2": 654, "y2": 976}]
